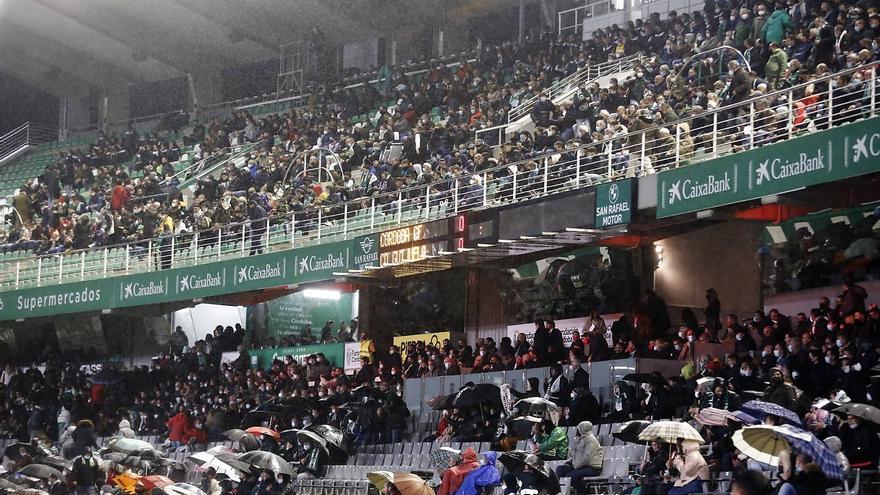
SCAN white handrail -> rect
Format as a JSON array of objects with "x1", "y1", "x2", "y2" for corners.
[{"x1": 0, "y1": 62, "x2": 876, "y2": 290}]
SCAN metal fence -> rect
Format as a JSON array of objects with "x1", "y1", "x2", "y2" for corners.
[
  {"x1": 0, "y1": 63, "x2": 876, "y2": 291},
  {"x1": 0, "y1": 123, "x2": 57, "y2": 164}
]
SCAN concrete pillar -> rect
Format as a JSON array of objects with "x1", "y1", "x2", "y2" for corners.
[
  {"x1": 98, "y1": 84, "x2": 130, "y2": 132},
  {"x1": 59, "y1": 92, "x2": 94, "y2": 139},
  {"x1": 187, "y1": 69, "x2": 224, "y2": 121}
]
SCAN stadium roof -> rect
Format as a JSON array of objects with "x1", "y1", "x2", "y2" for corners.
[{"x1": 0, "y1": 0, "x2": 520, "y2": 94}]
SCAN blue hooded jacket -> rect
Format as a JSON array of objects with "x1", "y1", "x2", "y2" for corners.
[{"x1": 455, "y1": 451, "x2": 501, "y2": 495}]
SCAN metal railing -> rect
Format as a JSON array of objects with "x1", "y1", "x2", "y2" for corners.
[
  {"x1": 0, "y1": 123, "x2": 57, "y2": 164},
  {"x1": 477, "y1": 54, "x2": 642, "y2": 146},
  {"x1": 164, "y1": 142, "x2": 261, "y2": 190},
  {"x1": 0, "y1": 63, "x2": 876, "y2": 291},
  {"x1": 559, "y1": 0, "x2": 699, "y2": 37},
  {"x1": 508, "y1": 53, "x2": 642, "y2": 123}
]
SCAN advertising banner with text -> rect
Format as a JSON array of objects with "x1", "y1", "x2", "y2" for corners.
[
  {"x1": 657, "y1": 117, "x2": 880, "y2": 218},
  {"x1": 0, "y1": 240, "x2": 352, "y2": 321},
  {"x1": 249, "y1": 343, "x2": 345, "y2": 370},
  {"x1": 393, "y1": 331, "x2": 452, "y2": 360}
]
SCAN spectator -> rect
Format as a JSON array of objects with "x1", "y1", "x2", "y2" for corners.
[
  {"x1": 438, "y1": 447, "x2": 479, "y2": 495},
  {"x1": 556, "y1": 421, "x2": 603, "y2": 492}
]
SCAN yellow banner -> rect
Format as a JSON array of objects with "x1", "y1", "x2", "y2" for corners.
[{"x1": 393, "y1": 331, "x2": 452, "y2": 360}]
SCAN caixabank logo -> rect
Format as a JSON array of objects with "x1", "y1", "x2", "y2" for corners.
[
  {"x1": 233, "y1": 259, "x2": 286, "y2": 287},
  {"x1": 176, "y1": 269, "x2": 225, "y2": 295},
  {"x1": 120, "y1": 277, "x2": 169, "y2": 301}
]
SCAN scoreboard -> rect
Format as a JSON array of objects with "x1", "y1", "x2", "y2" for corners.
[{"x1": 378, "y1": 216, "x2": 467, "y2": 266}]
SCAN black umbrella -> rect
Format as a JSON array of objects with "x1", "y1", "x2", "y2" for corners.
[
  {"x1": 621, "y1": 373, "x2": 666, "y2": 385},
  {"x1": 305, "y1": 424, "x2": 349, "y2": 463},
  {"x1": 36, "y1": 456, "x2": 71, "y2": 471},
  {"x1": 351, "y1": 384, "x2": 386, "y2": 404},
  {"x1": 612, "y1": 420, "x2": 652, "y2": 444},
  {"x1": 214, "y1": 453, "x2": 254, "y2": 473},
  {"x1": 238, "y1": 434, "x2": 261, "y2": 452},
  {"x1": 4, "y1": 442, "x2": 47, "y2": 461},
  {"x1": 235, "y1": 451, "x2": 296, "y2": 476},
  {"x1": 498, "y1": 450, "x2": 530, "y2": 473},
  {"x1": 428, "y1": 394, "x2": 455, "y2": 411},
  {"x1": 453, "y1": 384, "x2": 502, "y2": 409},
  {"x1": 498, "y1": 451, "x2": 553, "y2": 486},
  {"x1": 319, "y1": 394, "x2": 350, "y2": 408},
  {"x1": 88, "y1": 367, "x2": 124, "y2": 385},
  {"x1": 223, "y1": 429, "x2": 247, "y2": 442},
  {"x1": 0, "y1": 479, "x2": 22, "y2": 490},
  {"x1": 18, "y1": 464, "x2": 63, "y2": 480}
]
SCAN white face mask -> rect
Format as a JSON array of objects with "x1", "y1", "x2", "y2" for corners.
[
  {"x1": 853, "y1": 363, "x2": 862, "y2": 371},
  {"x1": 678, "y1": 331, "x2": 685, "y2": 338},
  {"x1": 762, "y1": 350, "x2": 769, "y2": 357},
  {"x1": 736, "y1": 334, "x2": 743, "y2": 341},
  {"x1": 741, "y1": 369, "x2": 752, "y2": 377},
  {"x1": 825, "y1": 356, "x2": 833, "y2": 364},
  {"x1": 787, "y1": 344, "x2": 794, "y2": 353},
  {"x1": 773, "y1": 349, "x2": 782, "y2": 357},
  {"x1": 836, "y1": 339, "x2": 844, "y2": 348},
  {"x1": 687, "y1": 336, "x2": 695, "y2": 342}
]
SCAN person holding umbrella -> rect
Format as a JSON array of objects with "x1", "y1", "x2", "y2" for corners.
[
  {"x1": 837, "y1": 412, "x2": 880, "y2": 468},
  {"x1": 201, "y1": 467, "x2": 221, "y2": 495},
  {"x1": 623, "y1": 441, "x2": 668, "y2": 495},
  {"x1": 665, "y1": 439, "x2": 708, "y2": 495}
]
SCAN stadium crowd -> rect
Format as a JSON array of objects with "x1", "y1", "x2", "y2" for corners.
[
  {"x1": 0, "y1": 279, "x2": 877, "y2": 494},
  {"x1": 3, "y1": 0, "x2": 880, "y2": 258}
]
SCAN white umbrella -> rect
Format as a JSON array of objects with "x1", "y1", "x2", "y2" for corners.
[{"x1": 188, "y1": 452, "x2": 242, "y2": 482}]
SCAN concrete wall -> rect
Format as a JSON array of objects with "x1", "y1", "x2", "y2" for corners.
[{"x1": 653, "y1": 220, "x2": 764, "y2": 316}]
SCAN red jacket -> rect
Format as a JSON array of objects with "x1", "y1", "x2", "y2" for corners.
[
  {"x1": 184, "y1": 425, "x2": 207, "y2": 445},
  {"x1": 111, "y1": 185, "x2": 129, "y2": 210},
  {"x1": 438, "y1": 448, "x2": 479, "y2": 495},
  {"x1": 166, "y1": 413, "x2": 189, "y2": 442}
]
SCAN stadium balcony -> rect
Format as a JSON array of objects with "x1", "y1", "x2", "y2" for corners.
[{"x1": 0, "y1": 61, "x2": 875, "y2": 294}]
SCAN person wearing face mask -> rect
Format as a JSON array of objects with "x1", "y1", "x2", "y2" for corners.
[
  {"x1": 762, "y1": 367, "x2": 797, "y2": 410},
  {"x1": 734, "y1": 328, "x2": 758, "y2": 356},
  {"x1": 71, "y1": 447, "x2": 102, "y2": 495},
  {"x1": 804, "y1": 349, "x2": 834, "y2": 398},
  {"x1": 838, "y1": 414, "x2": 880, "y2": 469},
  {"x1": 544, "y1": 364, "x2": 571, "y2": 409}
]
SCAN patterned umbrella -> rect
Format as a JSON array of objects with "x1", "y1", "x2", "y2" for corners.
[
  {"x1": 428, "y1": 446, "x2": 461, "y2": 473},
  {"x1": 637, "y1": 420, "x2": 704, "y2": 444},
  {"x1": 833, "y1": 403, "x2": 880, "y2": 424},
  {"x1": 732, "y1": 427, "x2": 789, "y2": 466},
  {"x1": 730, "y1": 410, "x2": 760, "y2": 425},
  {"x1": 733, "y1": 425, "x2": 845, "y2": 479},
  {"x1": 694, "y1": 408, "x2": 738, "y2": 427},
  {"x1": 740, "y1": 400, "x2": 803, "y2": 426},
  {"x1": 368, "y1": 471, "x2": 435, "y2": 495}
]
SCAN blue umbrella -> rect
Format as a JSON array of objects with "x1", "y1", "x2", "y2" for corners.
[
  {"x1": 773, "y1": 425, "x2": 846, "y2": 480},
  {"x1": 457, "y1": 451, "x2": 502, "y2": 495},
  {"x1": 740, "y1": 400, "x2": 803, "y2": 426},
  {"x1": 730, "y1": 410, "x2": 760, "y2": 425}
]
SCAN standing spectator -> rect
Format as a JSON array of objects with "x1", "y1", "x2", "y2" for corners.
[
  {"x1": 704, "y1": 289, "x2": 722, "y2": 333},
  {"x1": 71, "y1": 447, "x2": 102, "y2": 495},
  {"x1": 761, "y1": 5, "x2": 792, "y2": 44},
  {"x1": 532, "y1": 319, "x2": 550, "y2": 364},
  {"x1": 546, "y1": 321, "x2": 565, "y2": 364},
  {"x1": 248, "y1": 198, "x2": 268, "y2": 255},
  {"x1": 644, "y1": 290, "x2": 671, "y2": 336},
  {"x1": 841, "y1": 276, "x2": 868, "y2": 316},
  {"x1": 166, "y1": 406, "x2": 189, "y2": 450}
]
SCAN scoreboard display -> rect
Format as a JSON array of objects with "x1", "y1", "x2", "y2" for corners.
[{"x1": 378, "y1": 216, "x2": 467, "y2": 266}]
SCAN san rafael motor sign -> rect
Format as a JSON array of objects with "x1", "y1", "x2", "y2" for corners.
[
  {"x1": 352, "y1": 234, "x2": 379, "y2": 270},
  {"x1": 595, "y1": 179, "x2": 632, "y2": 228},
  {"x1": 657, "y1": 116, "x2": 880, "y2": 218}
]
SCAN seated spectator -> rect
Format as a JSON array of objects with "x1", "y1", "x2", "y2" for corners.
[{"x1": 556, "y1": 421, "x2": 603, "y2": 493}]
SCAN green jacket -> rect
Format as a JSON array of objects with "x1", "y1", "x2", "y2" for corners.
[
  {"x1": 764, "y1": 49, "x2": 789, "y2": 86},
  {"x1": 538, "y1": 427, "x2": 569, "y2": 459},
  {"x1": 734, "y1": 20, "x2": 753, "y2": 48},
  {"x1": 761, "y1": 10, "x2": 791, "y2": 44}
]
